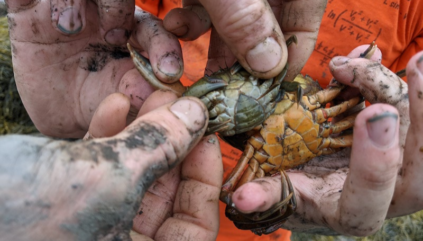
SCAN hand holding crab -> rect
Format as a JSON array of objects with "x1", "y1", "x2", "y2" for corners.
[
  {"x1": 4, "y1": 1, "x2": 223, "y2": 240},
  {"x1": 229, "y1": 46, "x2": 423, "y2": 236},
  {"x1": 331, "y1": 50, "x2": 423, "y2": 220},
  {"x1": 158, "y1": 0, "x2": 421, "y2": 236},
  {"x1": 0, "y1": 92, "x2": 224, "y2": 240},
  {"x1": 131, "y1": 42, "x2": 369, "y2": 235},
  {"x1": 162, "y1": 0, "x2": 328, "y2": 80},
  {"x1": 7, "y1": 0, "x2": 183, "y2": 138}
]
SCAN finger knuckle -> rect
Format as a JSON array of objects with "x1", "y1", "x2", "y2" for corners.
[{"x1": 219, "y1": 1, "x2": 270, "y2": 42}]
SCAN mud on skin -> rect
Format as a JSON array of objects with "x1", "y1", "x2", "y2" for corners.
[
  {"x1": 80, "y1": 44, "x2": 130, "y2": 72},
  {"x1": 63, "y1": 123, "x2": 173, "y2": 240},
  {"x1": 0, "y1": 123, "x2": 182, "y2": 240}
]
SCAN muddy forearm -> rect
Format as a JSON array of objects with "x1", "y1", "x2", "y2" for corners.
[{"x1": 0, "y1": 135, "x2": 142, "y2": 241}]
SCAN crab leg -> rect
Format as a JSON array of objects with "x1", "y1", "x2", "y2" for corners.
[
  {"x1": 300, "y1": 85, "x2": 344, "y2": 110},
  {"x1": 319, "y1": 112, "x2": 358, "y2": 137},
  {"x1": 319, "y1": 134, "x2": 353, "y2": 150},
  {"x1": 220, "y1": 143, "x2": 258, "y2": 203},
  {"x1": 236, "y1": 159, "x2": 265, "y2": 188},
  {"x1": 221, "y1": 113, "x2": 285, "y2": 202},
  {"x1": 313, "y1": 96, "x2": 362, "y2": 123}
]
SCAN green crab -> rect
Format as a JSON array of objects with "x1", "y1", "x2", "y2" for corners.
[{"x1": 128, "y1": 40, "x2": 376, "y2": 235}]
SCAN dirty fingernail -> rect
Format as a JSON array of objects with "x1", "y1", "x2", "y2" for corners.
[
  {"x1": 170, "y1": 98, "x2": 206, "y2": 132},
  {"x1": 57, "y1": 7, "x2": 82, "y2": 34},
  {"x1": 158, "y1": 54, "x2": 182, "y2": 77},
  {"x1": 206, "y1": 134, "x2": 217, "y2": 144},
  {"x1": 367, "y1": 112, "x2": 398, "y2": 147},
  {"x1": 169, "y1": 25, "x2": 189, "y2": 37},
  {"x1": 331, "y1": 56, "x2": 350, "y2": 66},
  {"x1": 246, "y1": 37, "x2": 281, "y2": 73},
  {"x1": 105, "y1": 28, "x2": 129, "y2": 46}
]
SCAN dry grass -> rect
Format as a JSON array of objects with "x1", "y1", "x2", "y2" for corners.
[{"x1": 291, "y1": 211, "x2": 423, "y2": 241}]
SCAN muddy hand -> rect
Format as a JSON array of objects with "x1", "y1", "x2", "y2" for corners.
[
  {"x1": 332, "y1": 50, "x2": 423, "y2": 218},
  {"x1": 0, "y1": 96, "x2": 220, "y2": 241},
  {"x1": 7, "y1": 0, "x2": 134, "y2": 45},
  {"x1": 84, "y1": 91, "x2": 223, "y2": 240},
  {"x1": 7, "y1": 1, "x2": 182, "y2": 138},
  {"x1": 163, "y1": 0, "x2": 327, "y2": 80},
  {"x1": 226, "y1": 44, "x2": 403, "y2": 236}
]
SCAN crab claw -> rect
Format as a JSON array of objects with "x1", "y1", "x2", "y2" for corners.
[
  {"x1": 359, "y1": 41, "x2": 377, "y2": 59},
  {"x1": 128, "y1": 43, "x2": 187, "y2": 97}
]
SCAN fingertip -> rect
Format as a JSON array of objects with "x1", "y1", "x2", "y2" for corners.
[
  {"x1": 51, "y1": 0, "x2": 86, "y2": 35},
  {"x1": 132, "y1": 8, "x2": 183, "y2": 83},
  {"x1": 156, "y1": 52, "x2": 184, "y2": 82},
  {"x1": 354, "y1": 104, "x2": 400, "y2": 159},
  {"x1": 164, "y1": 6, "x2": 211, "y2": 41},
  {"x1": 130, "y1": 96, "x2": 208, "y2": 140},
  {"x1": 163, "y1": 8, "x2": 191, "y2": 38},
  {"x1": 104, "y1": 28, "x2": 130, "y2": 46},
  {"x1": 163, "y1": 8, "x2": 190, "y2": 37},
  {"x1": 356, "y1": 104, "x2": 399, "y2": 150},
  {"x1": 337, "y1": 104, "x2": 400, "y2": 235},
  {"x1": 57, "y1": 8, "x2": 83, "y2": 34},
  {"x1": 405, "y1": 50, "x2": 423, "y2": 130},
  {"x1": 169, "y1": 97, "x2": 208, "y2": 134},
  {"x1": 98, "y1": 0, "x2": 134, "y2": 45},
  {"x1": 329, "y1": 44, "x2": 383, "y2": 85},
  {"x1": 329, "y1": 57, "x2": 369, "y2": 87},
  {"x1": 200, "y1": 0, "x2": 286, "y2": 79},
  {"x1": 138, "y1": 90, "x2": 179, "y2": 117},
  {"x1": 406, "y1": 50, "x2": 423, "y2": 83},
  {"x1": 232, "y1": 177, "x2": 281, "y2": 213},
  {"x1": 88, "y1": 93, "x2": 131, "y2": 138},
  {"x1": 244, "y1": 36, "x2": 287, "y2": 78},
  {"x1": 232, "y1": 182, "x2": 267, "y2": 213}
]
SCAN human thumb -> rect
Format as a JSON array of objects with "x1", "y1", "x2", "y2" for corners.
[{"x1": 199, "y1": 0, "x2": 287, "y2": 78}]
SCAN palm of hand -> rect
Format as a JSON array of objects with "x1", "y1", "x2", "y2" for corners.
[{"x1": 9, "y1": 2, "x2": 153, "y2": 138}]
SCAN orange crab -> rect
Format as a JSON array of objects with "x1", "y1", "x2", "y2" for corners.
[
  {"x1": 128, "y1": 40, "x2": 376, "y2": 235},
  {"x1": 220, "y1": 73, "x2": 362, "y2": 234}
]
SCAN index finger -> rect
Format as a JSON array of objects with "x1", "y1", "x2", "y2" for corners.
[
  {"x1": 96, "y1": 0, "x2": 135, "y2": 45},
  {"x1": 390, "y1": 51, "x2": 423, "y2": 217},
  {"x1": 332, "y1": 105, "x2": 400, "y2": 235}
]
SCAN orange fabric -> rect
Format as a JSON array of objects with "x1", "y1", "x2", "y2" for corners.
[
  {"x1": 136, "y1": 0, "x2": 423, "y2": 240},
  {"x1": 301, "y1": 0, "x2": 423, "y2": 86}
]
